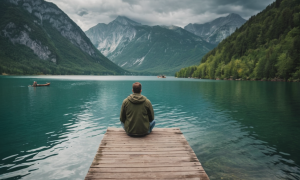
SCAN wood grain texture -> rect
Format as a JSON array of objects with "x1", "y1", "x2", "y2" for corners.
[{"x1": 85, "y1": 127, "x2": 209, "y2": 180}]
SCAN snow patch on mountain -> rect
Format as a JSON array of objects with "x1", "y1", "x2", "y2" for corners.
[
  {"x1": 133, "y1": 56, "x2": 145, "y2": 66},
  {"x1": 120, "y1": 62, "x2": 127, "y2": 67}
]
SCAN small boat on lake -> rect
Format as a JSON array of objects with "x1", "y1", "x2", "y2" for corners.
[
  {"x1": 30, "y1": 81, "x2": 50, "y2": 87},
  {"x1": 157, "y1": 75, "x2": 166, "y2": 78},
  {"x1": 36, "y1": 83, "x2": 50, "y2": 86}
]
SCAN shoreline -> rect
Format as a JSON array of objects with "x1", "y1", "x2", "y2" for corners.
[
  {"x1": 180, "y1": 77, "x2": 300, "y2": 82},
  {"x1": 2, "y1": 74, "x2": 299, "y2": 82}
]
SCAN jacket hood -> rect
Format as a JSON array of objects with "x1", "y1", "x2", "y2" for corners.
[{"x1": 128, "y1": 93, "x2": 146, "y2": 104}]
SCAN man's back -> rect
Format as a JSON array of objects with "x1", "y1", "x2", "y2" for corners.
[{"x1": 120, "y1": 93, "x2": 154, "y2": 135}]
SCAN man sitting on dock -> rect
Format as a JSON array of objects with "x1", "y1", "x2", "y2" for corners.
[{"x1": 120, "y1": 82, "x2": 155, "y2": 136}]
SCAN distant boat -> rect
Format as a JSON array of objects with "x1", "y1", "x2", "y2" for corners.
[
  {"x1": 36, "y1": 83, "x2": 50, "y2": 86},
  {"x1": 157, "y1": 75, "x2": 166, "y2": 78},
  {"x1": 30, "y1": 82, "x2": 50, "y2": 87}
]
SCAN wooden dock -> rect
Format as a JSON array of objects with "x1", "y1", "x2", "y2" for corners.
[{"x1": 85, "y1": 127, "x2": 209, "y2": 180}]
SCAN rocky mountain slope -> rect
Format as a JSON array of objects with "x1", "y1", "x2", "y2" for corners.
[
  {"x1": 184, "y1": 13, "x2": 246, "y2": 44},
  {"x1": 85, "y1": 16, "x2": 215, "y2": 75},
  {"x1": 0, "y1": 0, "x2": 125, "y2": 75}
]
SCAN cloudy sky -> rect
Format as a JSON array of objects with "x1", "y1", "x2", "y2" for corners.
[{"x1": 46, "y1": 0, "x2": 275, "y2": 31}]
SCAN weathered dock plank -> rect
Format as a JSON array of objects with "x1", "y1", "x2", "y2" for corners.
[{"x1": 85, "y1": 127, "x2": 209, "y2": 180}]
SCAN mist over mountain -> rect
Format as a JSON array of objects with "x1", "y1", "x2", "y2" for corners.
[
  {"x1": 184, "y1": 13, "x2": 246, "y2": 44},
  {"x1": 0, "y1": 0, "x2": 125, "y2": 75},
  {"x1": 85, "y1": 16, "x2": 215, "y2": 75}
]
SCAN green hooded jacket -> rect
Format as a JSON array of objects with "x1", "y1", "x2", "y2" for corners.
[{"x1": 120, "y1": 93, "x2": 154, "y2": 135}]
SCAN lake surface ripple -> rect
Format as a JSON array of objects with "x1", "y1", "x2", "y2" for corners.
[{"x1": 0, "y1": 76, "x2": 300, "y2": 179}]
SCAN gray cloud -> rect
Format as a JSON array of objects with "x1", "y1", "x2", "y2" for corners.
[
  {"x1": 77, "y1": 9, "x2": 88, "y2": 16},
  {"x1": 45, "y1": 0, "x2": 275, "y2": 31}
]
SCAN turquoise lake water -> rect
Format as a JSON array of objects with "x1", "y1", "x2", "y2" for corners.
[{"x1": 0, "y1": 76, "x2": 300, "y2": 179}]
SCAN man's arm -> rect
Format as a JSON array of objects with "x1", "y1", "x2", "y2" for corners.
[
  {"x1": 120, "y1": 100, "x2": 127, "y2": 123},
  {"x1": 147, "y1": 100, "x2": 154, "y2": 122}
]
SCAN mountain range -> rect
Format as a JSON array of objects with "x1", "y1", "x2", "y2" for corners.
[
  {"x1": 184, "y1": 13, "x2": 246, "y2": 44},
  {"x1": 0, "y1": 0, "x2": 125, "y2": 75},
  {"x1": 85, "y1": 16, "x2": 215, "y2": 75},
  {"x1": 0, "y1": 0, "x2": 249, "y2": 76}
]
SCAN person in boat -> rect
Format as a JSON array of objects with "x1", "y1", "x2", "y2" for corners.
[
  {"x1": 32, "y1": 81, "x2": 37, "y2": 87},
  {"x1": 120, "y1": 82, "x2": 155, "y2": 136}
]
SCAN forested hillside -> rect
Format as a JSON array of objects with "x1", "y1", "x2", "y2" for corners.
[
  {"x1": 0, "y1": 0, "x2": 125, "y2": 75},
  {"x1": 176, "y1": 0, "x2": 300, "y2": 81}
]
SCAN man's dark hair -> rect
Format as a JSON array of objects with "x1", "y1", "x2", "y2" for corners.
[{"x1": 132, "y1": 82, "x2": 142, "y2": 93}]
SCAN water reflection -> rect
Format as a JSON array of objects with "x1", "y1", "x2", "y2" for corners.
[
  {"x1": 176, "y1": 80, "x2": 300, "y2": 179},
  {"x1": 0, "y1": 76, "x2": 300, "y2": 179}
]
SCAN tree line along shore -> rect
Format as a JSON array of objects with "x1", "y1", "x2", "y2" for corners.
[{"x1": 179, "y1": 76, "x2": 300, "y2": 82}]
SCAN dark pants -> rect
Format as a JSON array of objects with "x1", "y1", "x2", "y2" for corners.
[{"x1": 121, "y1": 120, "x2": 156, "y2": 134}]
